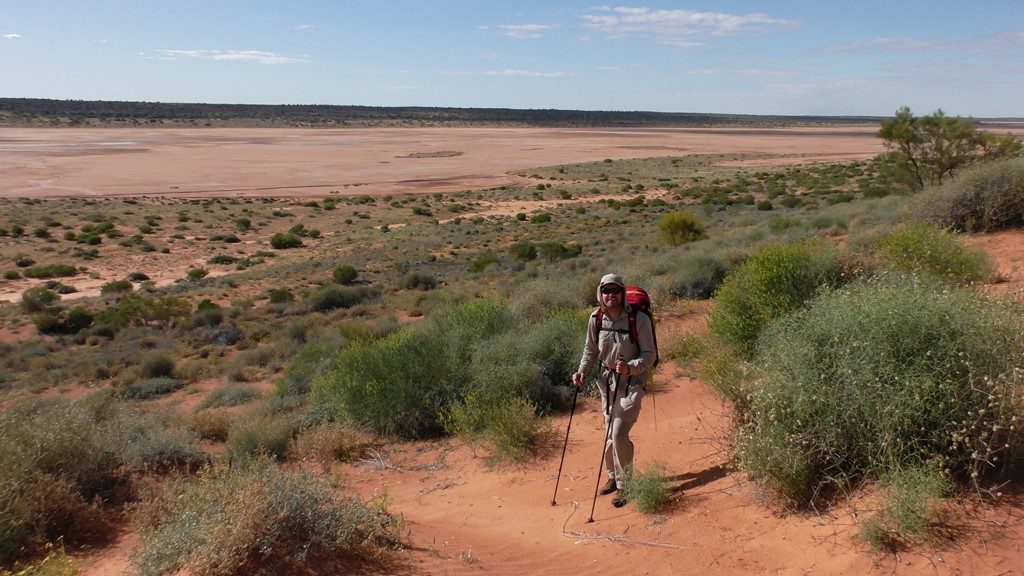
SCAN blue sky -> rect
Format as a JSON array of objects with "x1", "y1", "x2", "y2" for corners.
[{"x1": 2, "y1": 1, "x2": 1022, "y2": 116}]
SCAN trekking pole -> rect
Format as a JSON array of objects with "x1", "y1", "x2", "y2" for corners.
[
  {"x1": 551, "y1": 387, "x2": 580, "y2": 506},
  {"x1": 588, "y1": 360, "x2": 621, "y2": 523}
]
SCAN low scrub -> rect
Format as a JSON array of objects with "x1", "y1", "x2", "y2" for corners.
[
  {"x1": 709, "y1": 241, "x2": 843, "y2": 357},
  {"x1": 0, "y1": 397, "x2": 202, "y2": 564},
  {"x1": 739, "y1": 275, "x2": 1024, "y2": 507},
  {"x1": 664, "y1": 254, "x2": 728, "y2": 299},
  {"x1": 198, "y1": 384, "x2": 260, "y2": 410},
  {"x1": 308, "y1": 285, "x2": 379, "y2": 312},
  {"x1": 929, "y1": 157, "x2": 1024, "y2": 232},
  {"x1": 132, "y1": 460, "x2": 398, "y2": 576},
  {"x1": 227, "y1": 412, "x2": 295, "y2": 461},
  {"x1": 117, "y1": 377, "x2": 183, "y2": 400},
  {"x1": 22, "y1": 264, "x2": 77, "y2": 280},
  {"x1": 875, "y1": 222, "x2": 992, "y2": 284},
  {"x1": 622, "y1": 462, "x2": 671, "y2": 514}
]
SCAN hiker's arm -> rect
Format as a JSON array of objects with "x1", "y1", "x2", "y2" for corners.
[
  {"x1": 575, "y1": 314, "x2": 599, "y2": 381},
  {"x1": 626, "y1": 312, "x2": 656, "y2": 375}
]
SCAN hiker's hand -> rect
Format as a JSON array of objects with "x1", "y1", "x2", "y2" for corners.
[
  {"x1": 572, "y1": 372, "x2": 584, "y2": 389},
  {"x1": 615, "y1": 359, "x2": 630, "y2": 375}
]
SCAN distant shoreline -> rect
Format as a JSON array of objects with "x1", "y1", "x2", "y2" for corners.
[{"x1": 0, "y1": 97, "x2": 890, "y2": 129}]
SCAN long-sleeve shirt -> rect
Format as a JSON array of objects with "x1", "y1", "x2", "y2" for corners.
[{"x1": 577, "y1": 305, "x2": 656, "y2": 389}]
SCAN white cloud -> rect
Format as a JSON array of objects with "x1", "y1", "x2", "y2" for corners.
[
  {"x1": 582, "y1": 7, "x2": 792, "y2": 44},
  {"x1": 2, "y1": 33, "x2": 22, "y2": 39},
  {"x1": 292, "y1": 24, "x2": 320, "y2": 30},
  {"x1": 145, "y1": 49, "x2": 306, "y2": 65},
  {"x1": 492, "y1": 24, "x2": 554, "y2": 38}
]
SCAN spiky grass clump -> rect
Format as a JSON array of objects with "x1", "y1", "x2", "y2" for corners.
[
  {"x1": 739, "y1": 274, "x2": 1024, "y2": 507},
  {"x1": 875, "y1": 222, "x2": 992, "y2": 284},
  {"x1": 860, "y1": 464, "x2": 952, "y2": 550},
  {"x1": 132, "y1": 460, "x2": 399, "y2": 576},
  {"x1": 622, "y1": 462, "x2": 671, "y2": 513}
]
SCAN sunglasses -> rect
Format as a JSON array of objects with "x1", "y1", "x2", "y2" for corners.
[{"x1": 600, "y1": 286, "x2": 624, "y2": 295}]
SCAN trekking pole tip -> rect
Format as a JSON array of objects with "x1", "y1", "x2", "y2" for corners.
[
  {"x1": 586, "y1": 517, "x2": 595, "y2": 523},
  {"x1": 551, "y1": 500, "x2": 557, "y2": 506}
]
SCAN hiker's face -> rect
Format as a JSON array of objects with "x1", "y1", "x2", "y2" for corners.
[{"x1": 600, "y1": 285, "x2": 623, "y2": 308}]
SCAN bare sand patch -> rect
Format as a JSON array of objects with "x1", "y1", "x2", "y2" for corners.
[{"x1": 0, "y1": 126, "x2": 893, "y2": 199}]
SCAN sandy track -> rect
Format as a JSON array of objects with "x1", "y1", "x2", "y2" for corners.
[{"x1": 0, "y1": 126, "x2": 890, "y2": 199}]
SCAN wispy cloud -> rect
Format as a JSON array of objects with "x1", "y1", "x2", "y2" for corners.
[
  {"x1": 370, "y1": 68, "x2": 570, "y2": 78},
  {"x1": 143, "y1": 49, "x2": 307, "y2": 64},
  {"x1": 2, "y1": 33, "x2": 22, "y2": 39},
  {"x1": 582, "y1": 7, "x2": 793, "y2": 45},
  {"x1": 479, "y1": 24, "x2": 555, "y2": 38},
  {"x1": 292, "y1": 24, "x2": 320, "y2": 30},
  {"x1": 828, "y1": 31, "x2": 1024, "y2": 54}
]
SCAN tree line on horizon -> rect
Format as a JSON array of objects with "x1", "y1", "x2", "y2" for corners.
[{"x1": 0, "y1": 97, "x2": 885, "y2": 128}]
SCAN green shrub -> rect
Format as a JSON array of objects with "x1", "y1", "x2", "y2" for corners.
[
  {"x1": 622, "y1": 462, "x2": 671, "y2": 513},
  {"x1": 0, "y1": 542, "x2": 79, "y2": 575},
  {"x1": 658, "y1": 211, "x2": 707, "y2": 246},
  {"x1": 313, "y1": 299, "x2": 514, "y2": 439},
  {"x1": 507, "y1": 276, "x2": 590, "y2": 324},
  {"x1": 100, "y1": 279, "x2": 133, "y2": 294},
  {"x1": 536, "y1": 241, "x2": 582, "y2": 262},
  {"x1": 401, "y1": 271, "x2": 437, "y2": 291},
  {"x1": 468, "y1": 251, "x2": 499, "y2": 273},
  {"x1": 198, "y1": 384, "x2": 260, "y2": 410},
  {"x1": 118, "y1": 377, "x2": 183, "y2": 400},
  {"x1": 131, "y1": 460, "x2": 397, "y2": 576},
  {"x1": 529, "y1": 212, "x2": 552, "y2": 223},
  {"x1": 207, "y1": 254, "x2": 238, "y2": 265},
  {"x1": 269, "y1": 232, "x2": 302, "y2": 249},
  {"x1": 666, "y1": 255, "x2": 728, "y2": 299},
  {"x1": 277, "y1": 337, "x2": 344, "y2": 396},
  {"x1": 308, "y1": 285, "x2": 379, "y2": 312},
  {"x1": 332, "y1": 264, "x2": 358, "y2": 284},
  {"x1": 21, "y1": 287, "x2": 58, "y2": 313},
  {"x1": 509, "y1": 241, "x2": 537, "y2": 262},
  {"x1": 140, "y1": 354, "x2": 175, "y2": 378},
  {"x1": 709, "y1": 241, "x2": 842, "y2": 356},
  {"x1": 268, "y1": 288, "x2": 294, "y2": 304},
  {"x1": 875, "y1": 222, "x2": 992, "y2": 284},
  {"x1": 2, "y1": 270, "x2": 20, "y2": 280},
  {"x1": 739, "y1": 275, "x2": 1024, "y2": 507},
  {"x1": 929, "y1": 157, "x2": 1024, "y2": 232},
  {"x1": 185, "y1": 268, "x2": 209, "y2": 282},
  {"x1": 22, "y1": 264, "x2": 77, "y2": 279},
  {"x1": 14, "y1": 257, "x2": 35, "y2": 268}
]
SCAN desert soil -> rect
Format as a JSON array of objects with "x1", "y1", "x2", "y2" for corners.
[{"x1": 0, "y1": 126, "x2": 891, "y2": 199}]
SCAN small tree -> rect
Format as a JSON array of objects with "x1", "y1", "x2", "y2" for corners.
[
  {"x1": 658, "y1": 211, "x2": 707, "y2": 246},
  {"x1": 878, "y1": 106, "x2": 1023, "y2": 188}
]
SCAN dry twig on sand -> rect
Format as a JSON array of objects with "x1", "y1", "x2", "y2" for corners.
[{"x1": 559, "y1": 501, "x2": 684, "y2": 550}]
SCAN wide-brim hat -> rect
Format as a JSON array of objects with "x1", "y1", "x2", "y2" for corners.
[{"x1": 599, "y1": 273, "x2": 625, "y2": 289}]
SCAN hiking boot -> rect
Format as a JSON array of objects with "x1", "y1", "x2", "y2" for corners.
[
  {"x1": 612, "y1": 495, "x2": 628, "y2": 508},
  {"x1": 599, "y1": 479, "x2": 618, "y2": 495}
]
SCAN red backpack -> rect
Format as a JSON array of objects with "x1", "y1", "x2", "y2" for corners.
[{"x1": 594, "y1": 285, "x2": 660, "y2": 368}]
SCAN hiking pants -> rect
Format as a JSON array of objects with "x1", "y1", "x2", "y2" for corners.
[{"x1": 599, "y1": 371, "x2": 645, "y2": 488}]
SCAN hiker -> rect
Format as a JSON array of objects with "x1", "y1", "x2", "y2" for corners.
[{"x1": 572, "y1": 273, "x2": 656, "y2": 508}]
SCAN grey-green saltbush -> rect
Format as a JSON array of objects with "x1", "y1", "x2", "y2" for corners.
[
  {"x1": 739, "y1": 274, "x2": 1024, "y2": 506},
  {"x1": 665, "y1": 254, "x2": 728, "y2": 299},
  {"x1": 709, "y1": 241, "x2": 843, "y2": 357},
  {"x1": 929, "y1": 157, "x2": 1024, "y2": 232}
]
